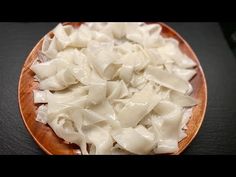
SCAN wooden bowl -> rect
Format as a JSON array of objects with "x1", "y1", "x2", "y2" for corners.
[{"x1": 18, "y1": 22, "x2": 207, "y2": 155}]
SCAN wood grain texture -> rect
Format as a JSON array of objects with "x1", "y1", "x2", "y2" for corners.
[
  {"x1": 18, "y1": 22, "x2": 207, "y2": 155},
  {"x1": 17, "y1": 22, "x2": 207, "y2": 155}
]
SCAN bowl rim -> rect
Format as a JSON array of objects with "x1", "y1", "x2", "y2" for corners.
[
  {"x1": 18, "y1": 35, "x2": 54, "y2": 155},
  {"x1": 18, "y1": 22, "x2": 208, "y2": 155}
]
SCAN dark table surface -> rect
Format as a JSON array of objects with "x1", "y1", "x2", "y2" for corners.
[{"x1": 0, "y1": 22, "x2": 236, "y2": 155}]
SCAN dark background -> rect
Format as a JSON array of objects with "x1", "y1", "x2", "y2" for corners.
[{"x1": 0, "y1": 22, "x2": 236, "y2": 155}]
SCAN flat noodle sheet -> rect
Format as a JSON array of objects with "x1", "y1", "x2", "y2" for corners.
[
  {"x1": 82, "y1": 125, "x2": 113, "y2": 154},
  {"x1": 151, "y1": 104, "x2": 182, "y2": 154},
  {"x1": 112, "y1": 125, "x2": 155, "y2": 154},
  {"x1": 145, "y1": 65, "x2": 190, "y2": 94},
  {"x1": 118, "y1": 84, "x2": 161, "y2": 127},
  {"x1": 170, "y1": 90, "x2": 198, "y2": 107}
]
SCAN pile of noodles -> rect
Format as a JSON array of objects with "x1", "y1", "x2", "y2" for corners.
[{"x1": 31, "y1": 22, "x2": 198, "y2": 155}]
